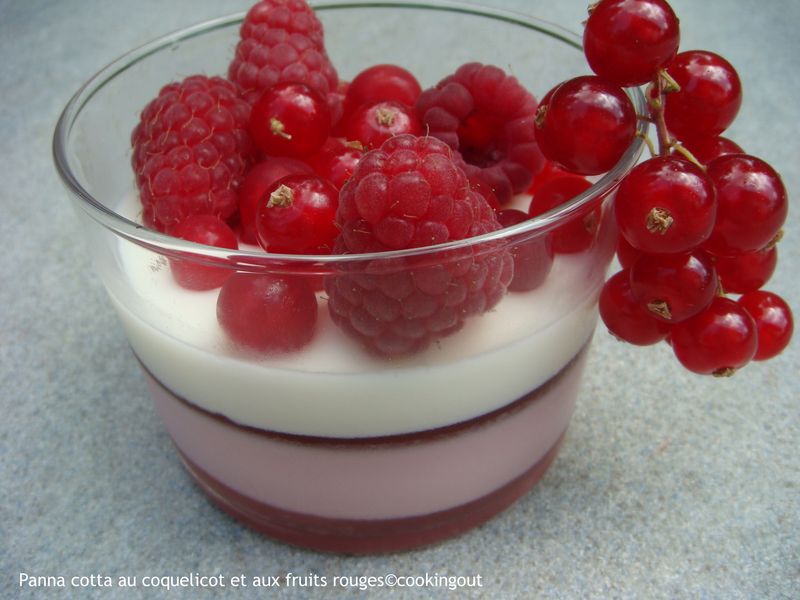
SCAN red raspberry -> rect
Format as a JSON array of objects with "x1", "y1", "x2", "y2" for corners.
[
  {"x1": 131, "y1": 75, "x2": 253, "y2": 232},
  {"x1": 325, "y1": 134, "x2": 513, "y2": 357},
  {"x1": 415, "y1": 62, "x2": 544, "y2": 205},
  {"x1": 228, "y1": 0, "x2": 338, "y2": 103}
]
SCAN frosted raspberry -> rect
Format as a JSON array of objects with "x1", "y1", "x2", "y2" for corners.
[
  {"x1": 325, "y1": 134, "x2": 513, "y2": 357},
  {"x1": 228, "y1": 0, "x2": 338, "y2": 103},
  {"x1": 131, "y1": 75, "x2": 253, "y2": 232},
  {"x1": 415, "y1": 62, "x2": 544, "y2": 205}
]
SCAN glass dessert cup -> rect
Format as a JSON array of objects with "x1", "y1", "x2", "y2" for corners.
[{"x1": 54, "y1": 1, "x2": 646, "y2": 553}]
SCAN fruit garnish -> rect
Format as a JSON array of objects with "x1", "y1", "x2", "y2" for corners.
[{"x1": 169, "y1": 215, "x2": 239, "y2": 290}]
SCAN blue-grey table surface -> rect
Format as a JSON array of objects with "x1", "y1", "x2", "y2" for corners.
[{"x1": 2, "y1": 0, "x2": 798, "y2": 598}]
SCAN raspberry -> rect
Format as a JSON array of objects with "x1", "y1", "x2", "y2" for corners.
[
  {"x1": 131, "y1": 75, "x2": 253, "y2": 232},
  {"x1": 415, "y1": 62, "x2": 544, "y2": 205},
  {"x1": 325, "y1": 134, "x2": 513, "y2": 357},
  {"x1": 228, "y1": 0, "x2": 338, "y2": 103}
]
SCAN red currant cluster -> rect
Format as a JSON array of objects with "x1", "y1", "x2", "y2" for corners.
[{"x1": 534, "y1": 0, "x2": 792, "y2": 376}]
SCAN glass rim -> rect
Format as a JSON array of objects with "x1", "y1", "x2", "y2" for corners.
[{"x1": 52, "y1": 0, "x2": 647, "y2": 267}]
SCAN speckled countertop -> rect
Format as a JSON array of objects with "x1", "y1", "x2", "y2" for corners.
[{"x1": 2, "y1": 1, "x2": 798, "y2": 598}]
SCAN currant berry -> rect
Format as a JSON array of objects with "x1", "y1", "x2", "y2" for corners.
[
  {"x1": 600, "y1": 269, "x2": 671, "y2": 345},
  {"x1": 248, "y1": 82, "x2": 331, "y2": 158},
  {"x1": 534, "y1": 76, "x2": 637, "y2": 175},
  {"x1": 616, "y1": 235, "x2": 642, "y2": 269},
  {"x1": 614, "y1": 156, "x2": 716, "y2": 254},
  {"x1": 583, "y1": 0, "x2": 680, "y2": 87},
  {"x1": 662, "y1": 50, "x2": 742, "y2": 141},
  {"x1": 256, "y1": 174, "x2": 339, "y2": 254},
  {"x1": 344, "y1": 101, "x2": 422, "y2": 149},
  {"x1": 217, "y1": 272, "x2": 318, "y2": 353},
  {"x1": 307, "y1": 137, "x2": 363, "y2": 189},
  {"x1": 528, "y1": 175, "x2": 599, "y2": 253},
  {"x1": 738, "y1": 290, "x2": 794, "y2": 361},
  {"x1": 714, "y1": 247, "x2": 777, "y2": 295},
  {"x1": 169, "y1": 215, "x2": 238, "y2": 290},
  {"x1": 679, "y1": 135, "x2": 743, "y2": 165},
  {"x1": 629, "y1": 250, "x2": 718, "y2": 323},
  {"x1": 671, "y1": 296, "x2": 757, "y2": 376},
  {"x1": 343, "y1": 64, "x2": 421, "y2": 115},
  {"x1": 237, "y1": 156, "x2": 313, "y2": 244},
  {"x1": 703, "y1": 154, "x2": 787, "y2": 257},
  {"x1": 496, "y1": 208, "x2": 554, "y2": 292}
]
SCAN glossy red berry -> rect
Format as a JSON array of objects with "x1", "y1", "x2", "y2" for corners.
[
  {"x1": 535, "y1": 76, "x2": 637, "y2": 175},
  {"x1": 496, "y1": 208, "x2": 554, "y2": 292},
  {"x1": 680, "y1": 135, "x2": 743, "y2": 165},
  {"x1": 738, "y1": 290, "x2": 794, "y2": 361},
  {"x1": 248, "y1": 82, "x2": 331, "y2": 158},
  {"x1": 703, "y1": 154, "x2": 787, "y2": 257},
  {"x1": 343, "y1": 64, "x2": 422, "y2": 115},
  {"x1": 237, "y1": 156, "x2": 313, "y2": 244},
  {"x1": 584, "y1": 0, "x2": 680, "y2": 86},
  {"x1": 600, "y1": 269, "x2": 671, "y2": 345},
  {"x1": 671, "y1": 296, "x2": 757, "y2": 375},
  {"x1": 714, "y1": 247, "x2": 777, "y2": 295},
  {"x1": 256, "y1": 174, "x2": 339, "y2": 254},
  {"x1": 217, "y1": 272, "x2": 318, "y2": 353},
  {"x1": 615, "y1": 156, "x2": 716, "y2": 254},
  {"x1": 307, "y1": 137, "x2": 363, "y2": 189},
  {"x1": 344, "y1": 100, "x2": 422, "y2": 149},
  {"x1": 169, "y1": 215, "x2": 238, "y2": 290},
  {"x1": 528, "y1": 175, "x2": 599, "y2": 253},
  {"x1": 663, "y1": 51, "x2": 742, "y2": 141},
  {"x1": 629, "y1": 250, "x2": 718, "y2": 323},
  {"x1": 616, "y1": 235, "x2": 642, "y2": 269}
]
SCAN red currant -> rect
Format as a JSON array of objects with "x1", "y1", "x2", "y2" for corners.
[
  {"x1": 496, "y1": 208, "x2": 554, "y2": 292},
  {"x1": 237, "y1": 157, "x2": 313, "y2": 244},
  {"x1": 629, "y1": 250, "x2": 718, "y2": 323},
  {"x1": 528, "y1": 175, "x2": 599, "y2": 253},
  {"x1": 714, "y1": 247, "x2": 777, "y2": 295},
  {"x1": 680, "y1": 135, "x2": 743, "y2": 165},
  {"x1": 248, "y1": 82, "x2": 331, "y2": 158},
  {"x1": 614, "y1": 156, "x2": 716, "y2": 254},
  {"x1": 217, "y1": 272, "x2": 318, "y2": 353},
  {"x1": 584, "y1": 0, "x2": 680, "y2": 87},
  {"x1": 616, "y1": 235, "x2": 642, "y2": 269},
  {"x1": 343, "y1": 64, "x2": 422, "y2": 116},
  {"x1": 169, "y1": 215, "x2": 238, "y2": 290},
  {"x1": 307, "y1": 137, "x2": 364, "y2": 189},
  {"x1": 663, "y1": 51, "x2": 742, "y2": 141},
  {"x1": 703, "y1": 154, "x2": 787, "y2": 257},
  {"x1": 534, "y1": 76, "x2": 637, "y2": 175},
  {"x1": 671, "y1": 296, "x2": 757, "y2": 375},
  {"x1": 600, "y1": 269, "x2": 671, "y2": 345},
  {"x1": 256, "y1": 174, "x2": 339, "y2": 254},
  {"x1": 344, "y1": 100, "x2": 422, "y2": 150},
  {"x1": 738, "y1": 290, "x2": 794, "y2": 361}
]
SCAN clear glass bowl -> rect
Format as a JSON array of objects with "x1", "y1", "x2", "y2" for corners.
[{"x1": 53, "y1": 0, "x2": 646, "y2": 553}]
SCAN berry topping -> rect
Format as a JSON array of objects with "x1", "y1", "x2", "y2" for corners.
[
  {"x1": 528, "y1": 175, "x2": 599, "y2": 254},
  {"x1": 534, "y1": 75, "x2": 637, "y2": 175},
  {"x1": 599, "y1": 269, "x2": 670, "y2": 345},
  {"x1": 237, "y1": 156, "x2": 314, "y2": 245},
  {"x1": 415, "y1": 62, "x2": 544, "y2": 204},
  {"x1": 496, "y1": 208, "x2": 554, "y2": 292},
  {"x1": 169, "y1": 215, "x2": 239, "y2": 290},
  {"x1": 228, "y1": 0, "x2": 338, "y2": 102},
  {"x1": 217, "y1": 272, "x2": 318, "y2": 353},
  {"x1": 325, "y1": 134, "x2": 513, "y2": 356},
  {"x1": 343, "y1": 63, "x2": 422, "y2": 116},
  {"x1": 131, "y1": 75, "x2": 253, "y2": 232},
  {"x1": 713, "y1": 246, "x2": 777, "y2": 295},
  {"x1": 703, "y1": 154, "x2": 787, "y2": 257},
  {"x1": 584, "y1": 0, "x2": 680, "y2": 87},
  {"x1": 629, "y1": 250, "x2": 718, "y2": 323},
  {"x1": 662, "y1": 50, "x2": 742, "y2": 141},
  {"x1": 670, "y1": 296, "x2": 757, "y2": 376},
  {"x1": 248, "y1": 82, "x2": 331, "y2": 158},
  {"x1": 255, "y1": 174, "x2": 339, "y2": 254},
  {"x1": 614, "y1": 156, "x2": 717, "y2": 255},
  {"x1": 738, "y1": 290, "x2": 794, "y2": 361},
  {"x1": 344, "y1": 101, "x2": 422, "y2": 150},
  {"x1": 307, "y1": 137, "x2": 364, "y2": 189}
]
